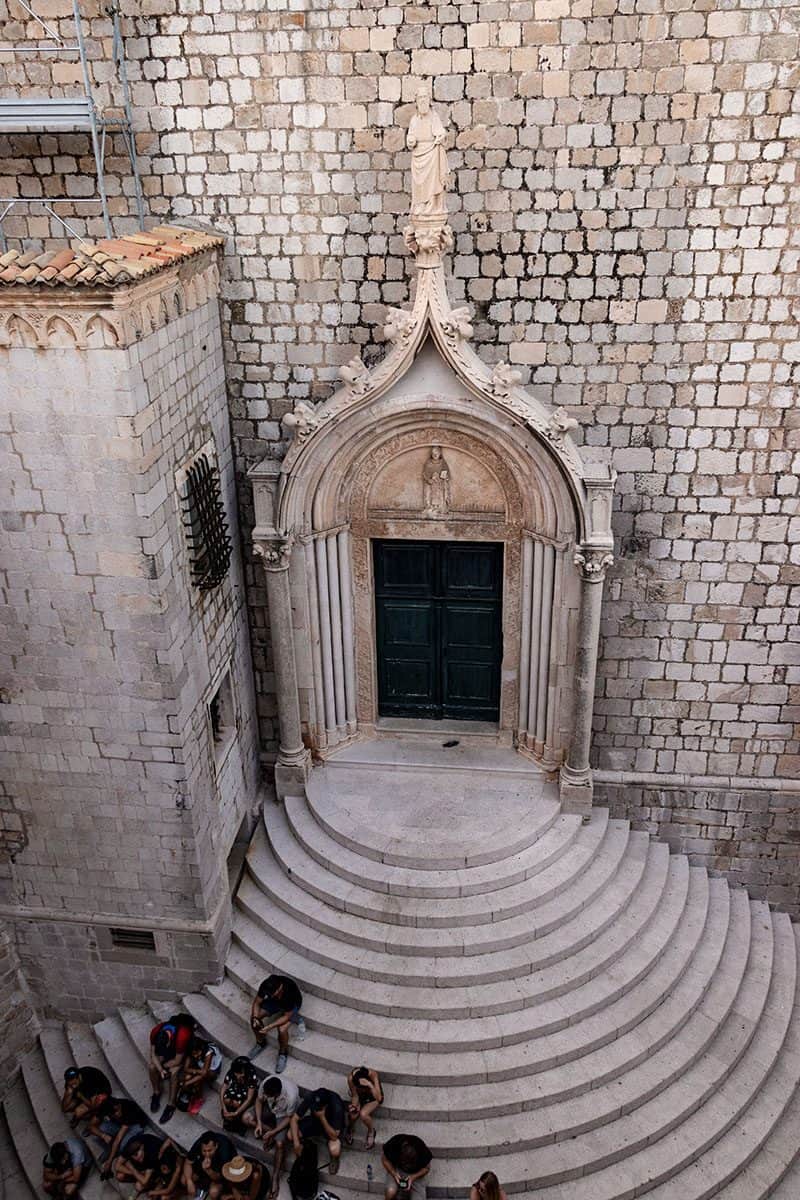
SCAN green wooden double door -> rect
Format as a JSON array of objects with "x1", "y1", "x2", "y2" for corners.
[{"x1": 374, "y1": 539, "x2": 503, "y2": 721}]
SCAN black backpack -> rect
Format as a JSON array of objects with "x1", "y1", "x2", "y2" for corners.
[{"x1": 289, "y1": 1142, "x2": 318, "y2": 1200}]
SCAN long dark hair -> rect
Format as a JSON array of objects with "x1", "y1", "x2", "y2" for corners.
[{"x1": 477, "y1": 1172, "x2": 501, "y2": 1200}]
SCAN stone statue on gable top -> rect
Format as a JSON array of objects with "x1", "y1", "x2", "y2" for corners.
[{"x1": 407, "y1": 84, "x2": 450, "y2": 219}]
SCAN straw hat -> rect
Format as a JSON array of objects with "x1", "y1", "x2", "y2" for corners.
[{"x1": 222, "y1": 1156, "x2": 254, "y2": 1183}]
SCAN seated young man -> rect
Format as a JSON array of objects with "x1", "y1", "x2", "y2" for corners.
[
  {"x1": 381, "y1": 1133, "x2": 433, "y2": 1200},
  {"x1": 220, "y1": 1055, "x2": 259, "y2": 1134},
  {"x1": 250, "y1": 974, "x2": 305, "y2": 1073},
  {"x1": 60, "y1": 1065, "x2": 111, "y2": 1126},
  {"x1": 178, "y1": 1036, "x2": 222, "y2": 1111},
  {"x1": 148, "y1": 1012, "x2": 196, "y2": 1125},
  {"x1": 182, "y1": 1129, "x2": 236, "y2": 1200},
  {"x1": 221, "y1": 1154, "x2": 271, "y2": 1200},
  {"x1": 112, "y1": 1131, "x2": 164, "y2": 1195},
  {"x1": 289, "y1": 1086, "x2": 346, "y2": 1176},
  {"x1": 85, "y1": 1095, "x2": 146, "y2": 1176},
  {"x1": 253, "y1": 1073, "x2": 300, "y2": 1198},
  {"x1": 42, "y1": 1138, "x2": 90, "y2": 1199}
]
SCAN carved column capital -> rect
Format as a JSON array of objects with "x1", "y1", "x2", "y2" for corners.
[
  {"x1": 574, "y1": 546, "x2": 614, "y2": 582},
  {"x1": 254, "y1": 531, "x2": 295, "y2": 572}
]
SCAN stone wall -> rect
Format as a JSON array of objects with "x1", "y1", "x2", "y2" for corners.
[
  {"x1": 0, "y1": 253, "x2": 260, "y2": 1017},
  {"x1": 0, "y1": 2, "x2": 797, "y2": 882},
  {"x1": 0, "y1": 918, "x2": 38, "y2": 1093}
]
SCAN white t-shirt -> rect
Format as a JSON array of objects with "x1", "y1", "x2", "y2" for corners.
[{"x1": 260, "y1": 1075, "x2": 299, "y2": 1119}]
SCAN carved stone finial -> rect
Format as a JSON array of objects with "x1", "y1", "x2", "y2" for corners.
[
  {"x1": 383, "y1": 306, "x2": 417, "y2": 347},
  {"x1": 490, "y1": 362, "x2": 523, "y2": 399},
  {"x1": 574, "y1": 547, "x2": 614, "y2": 581},
  {"x1": 440, "y1": 305, "x2": 474, "y2": 343},
  {"x1": 403, "y1": 222, "x2": 454, "y2": 265},
  {"x1": 339, "y1": 355, "x2": 371, "y2": 397},
  {"x1": 545, "y1": 406, "x2": 579, "y2": 444},
  {"x1": 282, "y1": 401, "x2": 319, "y2": 442}
]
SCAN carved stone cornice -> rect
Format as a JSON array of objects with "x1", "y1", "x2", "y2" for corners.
[{"x1": 0, "y1": 253, "x2": 220, "y2": 350}]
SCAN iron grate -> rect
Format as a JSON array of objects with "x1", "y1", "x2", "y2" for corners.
[{"x1": 180, "y1": 453, "x2": 232, "y2": 590}]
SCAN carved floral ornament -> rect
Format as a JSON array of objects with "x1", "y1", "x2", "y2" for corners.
[
  {"x1": 574, "y1": 546, "x2": 614, "y2": 580},
  {"x1": 254, "y1": 531, "x2": 295, "y2": 570}
]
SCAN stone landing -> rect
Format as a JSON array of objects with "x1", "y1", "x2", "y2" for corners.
[{"x1": 3, "y1": 739, "x2": 800, "y2": 1200}]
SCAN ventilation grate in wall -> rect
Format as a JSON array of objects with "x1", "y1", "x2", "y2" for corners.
[
  {"x1": 109, "y1": 927, "x2": 157, "y2": 952},
  {"x1": 180, "y1": 453, "x2": 232, "y2": 589}
]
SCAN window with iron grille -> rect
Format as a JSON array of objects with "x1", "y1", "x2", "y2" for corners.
[
  {"x1": 180, "y1": 453, "x2": 232, "y2": 589},
  {"x1": 109, "y1": 927, "x2": 157, "y2": 952}
]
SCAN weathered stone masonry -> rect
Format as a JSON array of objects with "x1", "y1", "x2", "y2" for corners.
[{"x1": 0, "y1": 0, "x2": 798, "y2": 907}]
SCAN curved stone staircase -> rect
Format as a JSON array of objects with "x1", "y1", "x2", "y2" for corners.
[{"x1": 3, "y1": 740, "x2": 800, "y2": 1200}]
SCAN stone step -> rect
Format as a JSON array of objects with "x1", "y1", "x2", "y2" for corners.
[
  {"x1": 231, "y1": 839, "x2": 679, "y2": 1017},
  {"x1": 248, "y1": 814, "x2": 630, "y2": 957},
  {"x1": 222, "y1": 865, "x2": 721, "y2": 1060},
  {"x1": 283, "y1": 794, "x2": 589, "y2": 899},
  {"x1": 265, "y1": 800, "x2": 597, "y2": 931},
  {"x1": 181, "y1": 890, "x2": 764, "y2": 1145},
  {"x1": 303, "y1": 760, "x2": 559, "y2": 870},
  {"x1": 0, "y1": 1104, "x2": 37, "y2": 1200},
  {"x1": 416, "y1": 910, "x2": 799, "y2": 1196},
  {"x1": 188, "y1": 878, "x2": 745, "y2": 1124}
]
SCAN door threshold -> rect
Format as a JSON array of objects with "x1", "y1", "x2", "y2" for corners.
[{"x1": 375, "y1": 716, "x2": 505, "y2": 740}]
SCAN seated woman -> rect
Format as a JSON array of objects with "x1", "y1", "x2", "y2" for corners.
[
  {"x1": 144, "y1": 1141, "x2": 187, "y2": 1199},
  {"x1": 345, "y1": 1065, "x2": 383, "y2": 1150},
  {"x1": 289, "y1": 1087, "x2": 346, "y2": 1176},
  {"x1": 221, "y1": 1154, "x2": 271, "y2": 1200},
  {"x1": 220, "y1": 1055, "x2": 259, "y2": 1133},
  {"x1": 112, "y1": 1131, "x2": 164, "y2": 1195},
  {"x1": 178, "y1": 1037, "x2": 222, "y2": 1112},
  {"x1": 85, "y1": 1095, "x2": 146, "y2": 1178},
  {"x1": 59, "y1": 1065, "x2": 111, "y2": 1127},
  {"x1": 470, "y1": 1172, "x2": 507, "y2": 1200},
  {"x1": 42, "y1": 1139, "x2": 90, "y2": 1199}
]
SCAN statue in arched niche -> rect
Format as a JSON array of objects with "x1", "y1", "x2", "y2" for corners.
[
  {"x1": 407, "y1": 85, "x2": 449, "y2": 218},
  {"x1": 422, "y1": 446, "x2": 452, "y2": 515}
]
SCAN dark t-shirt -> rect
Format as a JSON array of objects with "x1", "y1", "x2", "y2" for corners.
[
  {"x1": 76, "y1": 1066, "x2": 111, "y2": 1098},
  {"x1": 189, "y1": 1132, "x2": 235, "y2": 1178},
  {"x1": 101, "y1": 1097, "x2": 145, "y2": 1127},
  {"x1": 383, "y1": 1134, "x2": 433, "y2": 1174},
  {"x1": 258, "y1": 974, "x2": 302, "y2": 1011},
  {"x1": 296, "y1": 1088, "x2": 342, "y2": 1124}
]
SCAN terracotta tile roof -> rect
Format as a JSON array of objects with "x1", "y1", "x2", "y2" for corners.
[{"x1": 0, "y1": 225, "x2": 224, "y2": 289}]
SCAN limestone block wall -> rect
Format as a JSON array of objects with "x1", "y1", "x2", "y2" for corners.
[
  {"x1": 0, "y1": 258, "x2": 259, "y2": 1019},
  {"x1": 0, "y1": 918, "x2": 38, "y2": 1095},
  {"x1": 0, "y1": 1, "x2": 798, "y2": 897}
]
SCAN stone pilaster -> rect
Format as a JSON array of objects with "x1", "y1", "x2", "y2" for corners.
[{"x1": 559, "y1": 546, "x2": 614, "y2": 819}]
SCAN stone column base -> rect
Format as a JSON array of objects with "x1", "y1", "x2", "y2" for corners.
[
  {"x1": 275, "y1": 751, "x2": 312, "y2": 801},
  {"x1": 559, "y1": 763, "x2": 594, "y2": 821}
]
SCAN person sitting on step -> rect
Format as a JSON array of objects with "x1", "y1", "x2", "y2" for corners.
[
  {"x1": 381, "y1": 1133, "x2": 433, "y2": 1200},
  {"x1": 289, "y1": 1086, "x2": 346, "y2": 1177},
  {"x1": 345, "y1": 1065, "x2": 384, "y2": 1150},
  {"x1": 148, "y1": 1011, "x2": 197, "y2": 1125},
  {"x1": 220, "y1": 1055, "x2": 259, "y2": 1134},
  {"x1": 183, "y1": 1129, "x2": 236, "y2": 1200},
  {"x1": 111, "y1": 1130, "x2": 164, "y2": 1194},
  {"x1": 42, "y1": 1138, "x2": 91, "y2": 1199},
  {"x1": 60, "y1": 1064, "x2": 112, "y2": 1127},
  {"x1": 85, "y1": 1094, "x2": 146, "y2": 1177},
  {"x1": 250, "y1": 973, "x2": 305, "y2": 1073},
  {"x1": 221, "y1": 1153, "x2": 271, "y2": 1200},
  {"x1": 178, "y1": 1036, "x2": 223, "y2": 1112},
  {"x1": 142, "y1": 1141, "x2": 186, "y2": 1200},
  {"x1": 253, "y1": 1073, "x2": 300, "y2": 1198},
  {"x1": 470, "y1": 1170, "x2": 507, "y2": 1200}
]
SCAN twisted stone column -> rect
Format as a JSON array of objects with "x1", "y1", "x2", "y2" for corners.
[
  {"x1": 559, "y1": 546, "x2": 613, "y2": 819},
  {"x1": 254, "y1": 533, "x2": 310, "y2": 798}
]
